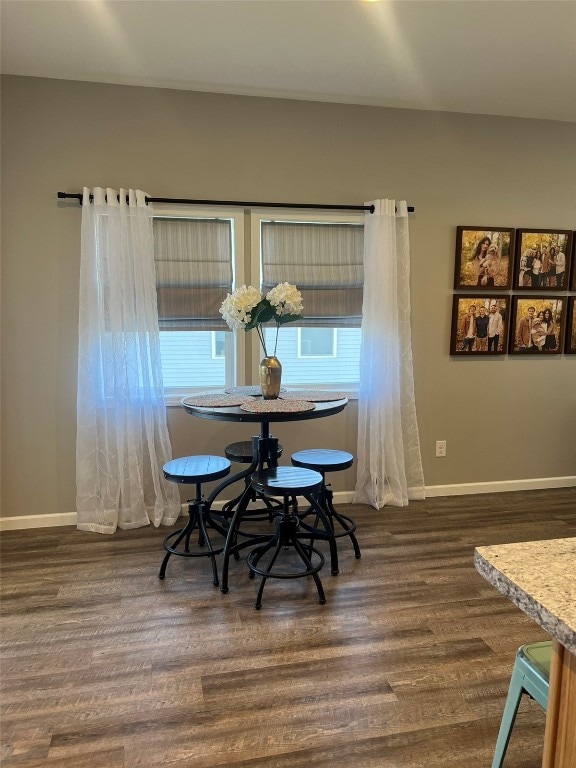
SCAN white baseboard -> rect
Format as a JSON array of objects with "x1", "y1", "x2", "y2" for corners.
[
  {"x1": 425, "y1": 476, "x2": 576, "y2": 497},
  {"x1": 0, "y1": 512, "x2": 79, "y2": 530},
  {"x1": 1, "y1": 480, "x2": 573, "y2": 531}
]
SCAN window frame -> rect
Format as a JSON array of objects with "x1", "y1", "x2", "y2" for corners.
[
  {"x1": 250, "y1": 208, "x2": 364, "y2": 397},
  {"x1": 152, "y1": 204, "x2": 245, "y2": 405}
]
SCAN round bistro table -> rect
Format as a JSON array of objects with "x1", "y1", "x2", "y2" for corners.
[
  {"x1": 181, "y1": 396, "x2": 348, "y2": 461},
  {"x1": 181, "y1": 393, "x2": 348, "y2": 592}
]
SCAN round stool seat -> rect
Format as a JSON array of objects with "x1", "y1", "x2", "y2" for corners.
[
  {"x1": 291, "y1": 449, "x2": 353, "y2": 473},
  {"x1": 163, "y1": 455, "x2": 231, "y2": 484},
  {"x1": 251, "y1": 466, "x2": 323, "y2": 496},
  {"x1": 225, "y1": 440, "x2": 283, "y2": 464}
]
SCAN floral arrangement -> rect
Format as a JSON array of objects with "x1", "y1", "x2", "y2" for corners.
[{"x1": 219, "y1": 282, "x2": 303, "y2": 357}]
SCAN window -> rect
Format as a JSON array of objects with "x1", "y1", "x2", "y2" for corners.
[
  {"x1": 152, "y1": 205, "x2": 363, "y2": 400},
  {"x1": 252, "y1": 211, "x2": 364, "y2": 392},
  {"x1": 298, "y1": 328, "x2": 336, "y2": 357},
  {"x1": 152, "y1": 207, "x2": 244, "y2": 402}
]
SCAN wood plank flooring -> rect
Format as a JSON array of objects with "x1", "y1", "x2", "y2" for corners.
[{"x1": 1, "y1": 487, "x2": 575, "y2": 767}]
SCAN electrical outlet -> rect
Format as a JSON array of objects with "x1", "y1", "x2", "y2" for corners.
[{"x1": 435, "y1": 440, "x2": 447, "y2": 458}]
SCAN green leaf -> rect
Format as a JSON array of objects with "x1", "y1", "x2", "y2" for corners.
[{"x1": 244, "y1": 300, "x2": 276, "y2": 330}]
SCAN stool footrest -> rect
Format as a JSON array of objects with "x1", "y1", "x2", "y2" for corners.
[
  {"x1": 247, "y1": 541, "x2": 325, "y2": 580},
  {"x1": 162, "y1": 529, "x2": 224, "y2": 558}
]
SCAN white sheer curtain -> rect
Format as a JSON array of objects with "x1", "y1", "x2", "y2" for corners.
[
  {"x1": 76, "y1": 187, "x2": 181, "y2": 533},
  {"x1": 353, "y1": 199, "x2": 425, "y2": 508}
]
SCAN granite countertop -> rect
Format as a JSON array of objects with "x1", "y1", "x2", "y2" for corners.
[{"x1": 474, "y1": 537, "x2": 576, "y2": 655}]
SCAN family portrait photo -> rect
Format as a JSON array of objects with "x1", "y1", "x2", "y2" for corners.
[
  {"x1": 510, "y1": 297, "x2": 565, "y2": 354},
  {"x1": 566, "y1": 298, "x2": 576, "y2": 354},
  {"x1": 454, "y1": 226, "x2": 514, "y2": 290},
  {"x1": 450, "y1": 296, "x2": 509, "y2": 355},
  {"x1": 513, "y1": 229, "x2": 572, "y2": 290}
]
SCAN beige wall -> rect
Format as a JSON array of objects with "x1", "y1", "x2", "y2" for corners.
[{"x1": 1, "y1": 75, "x2": 575, "y2": 520}]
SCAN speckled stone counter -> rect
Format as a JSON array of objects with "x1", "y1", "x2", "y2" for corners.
[{"x1": 474, "y1": 537, "x2": 576, "y2": 654}]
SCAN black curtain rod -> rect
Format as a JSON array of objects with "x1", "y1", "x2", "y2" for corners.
[{"x1": 57, "y1": 192, "x2": 414, "y2": 214}]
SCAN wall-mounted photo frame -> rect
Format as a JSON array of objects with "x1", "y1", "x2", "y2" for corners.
[
  {"x1": 454, "y1": 226, "x2": 514, "y2": 290},
  {"x1": 509, "y1": 296, "x2": 566, "y2": 354},
  {"x1": 513, "y1": 229, "x2": 573, "y2": 291},
  {"x1": 450, "y1": 295, "x2": 509, "y2": 355},
  {"x1": 565, "y1": 298, "x2": 576, "y2": 354}
]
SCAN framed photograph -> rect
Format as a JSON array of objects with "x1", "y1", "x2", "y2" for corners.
[
  {"x1": 513, "y1": 229, "x2": 573, "y2": 291},
  {"x1": 509, "y1": 296, "x2": 566, "y2": 354},
  {"x1": 454, "y1": 226, "x2": 514, "y2": 290},
  {"x1": 565, "y1": 298, "x2": 576, "y2": 354},
  {"x1": 450, "y1": 295, "x2": 509, "y2": 355}
]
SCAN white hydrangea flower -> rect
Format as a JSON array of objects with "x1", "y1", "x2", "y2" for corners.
[
  {"x1": 219, "y1": 282, "x2": 303, "y2": 357},
  {"x1": 266, "y1": 282, "x2": 303, "y2": 317},
  {"x1": 219, "y1": 285, "x2": 262, "y2": 330}
]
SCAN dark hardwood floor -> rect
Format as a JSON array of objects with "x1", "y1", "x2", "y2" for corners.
[{"x1": 1, "y1": 487, "x2": 575, "y2": 767}]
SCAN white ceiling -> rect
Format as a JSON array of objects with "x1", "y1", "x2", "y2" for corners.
[{"x1": 2, "y1": 0, "x2": 575, "y2": 123}]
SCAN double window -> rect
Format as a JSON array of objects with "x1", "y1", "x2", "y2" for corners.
[{"x1": 153, "y1": 206, "x2": 364, "y2": 402}]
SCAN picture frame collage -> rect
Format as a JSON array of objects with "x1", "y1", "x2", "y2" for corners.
[{"x1": 451, "y1": 226, "x2": 576, "y2": 356}]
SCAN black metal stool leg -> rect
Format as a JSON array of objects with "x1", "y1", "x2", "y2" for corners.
[
  {"x1": 159, "y1": 505, "x2": 198, "y2": 579},
  {"x1": 196, "y1": 500, "x2": 219, "y2": 586},
  {"x1": 325, "y1": 486, "x2": 361, "y2": 559},
  {"x1": 291, "y1": 536, "x2": 326, "y2": 604},
  {"x1": 303, "y1": 492, "x2": 339, "y2": 575},
  {"x1": 254, "y1": 538, "x2": 283, "y2": 609},
  {"x1": 184, "y1": 506, "x2": 198, "y2": 552},
  {"x1": 220, "y1": 486, "x2": 264, "y2": 593}
]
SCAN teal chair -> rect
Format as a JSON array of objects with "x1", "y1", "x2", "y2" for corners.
[{"x1": 491, "y1": 641, "x2": 551, "y2": 768}]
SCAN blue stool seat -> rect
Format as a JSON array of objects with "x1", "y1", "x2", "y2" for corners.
[
  {"x1": 159, "y1": 455, "x2": 231, "y2": 586},
  {"x1": 491, "y1": 641, "x2": 551, "y2": 768}
]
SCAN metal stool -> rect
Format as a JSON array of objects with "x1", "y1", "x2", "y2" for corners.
[
  {"x1": 245, "y1": 466, "x2": 339, "y2": 609},
  {"x1": 159, "y1": 455, "x2": 231, "y2": 586},
  {"x1": 491, "y1": 641, "x2": 551, "y2": 768},
  {"x1": 290, "y1": 449, "x2": 361, "y2": 559}
]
